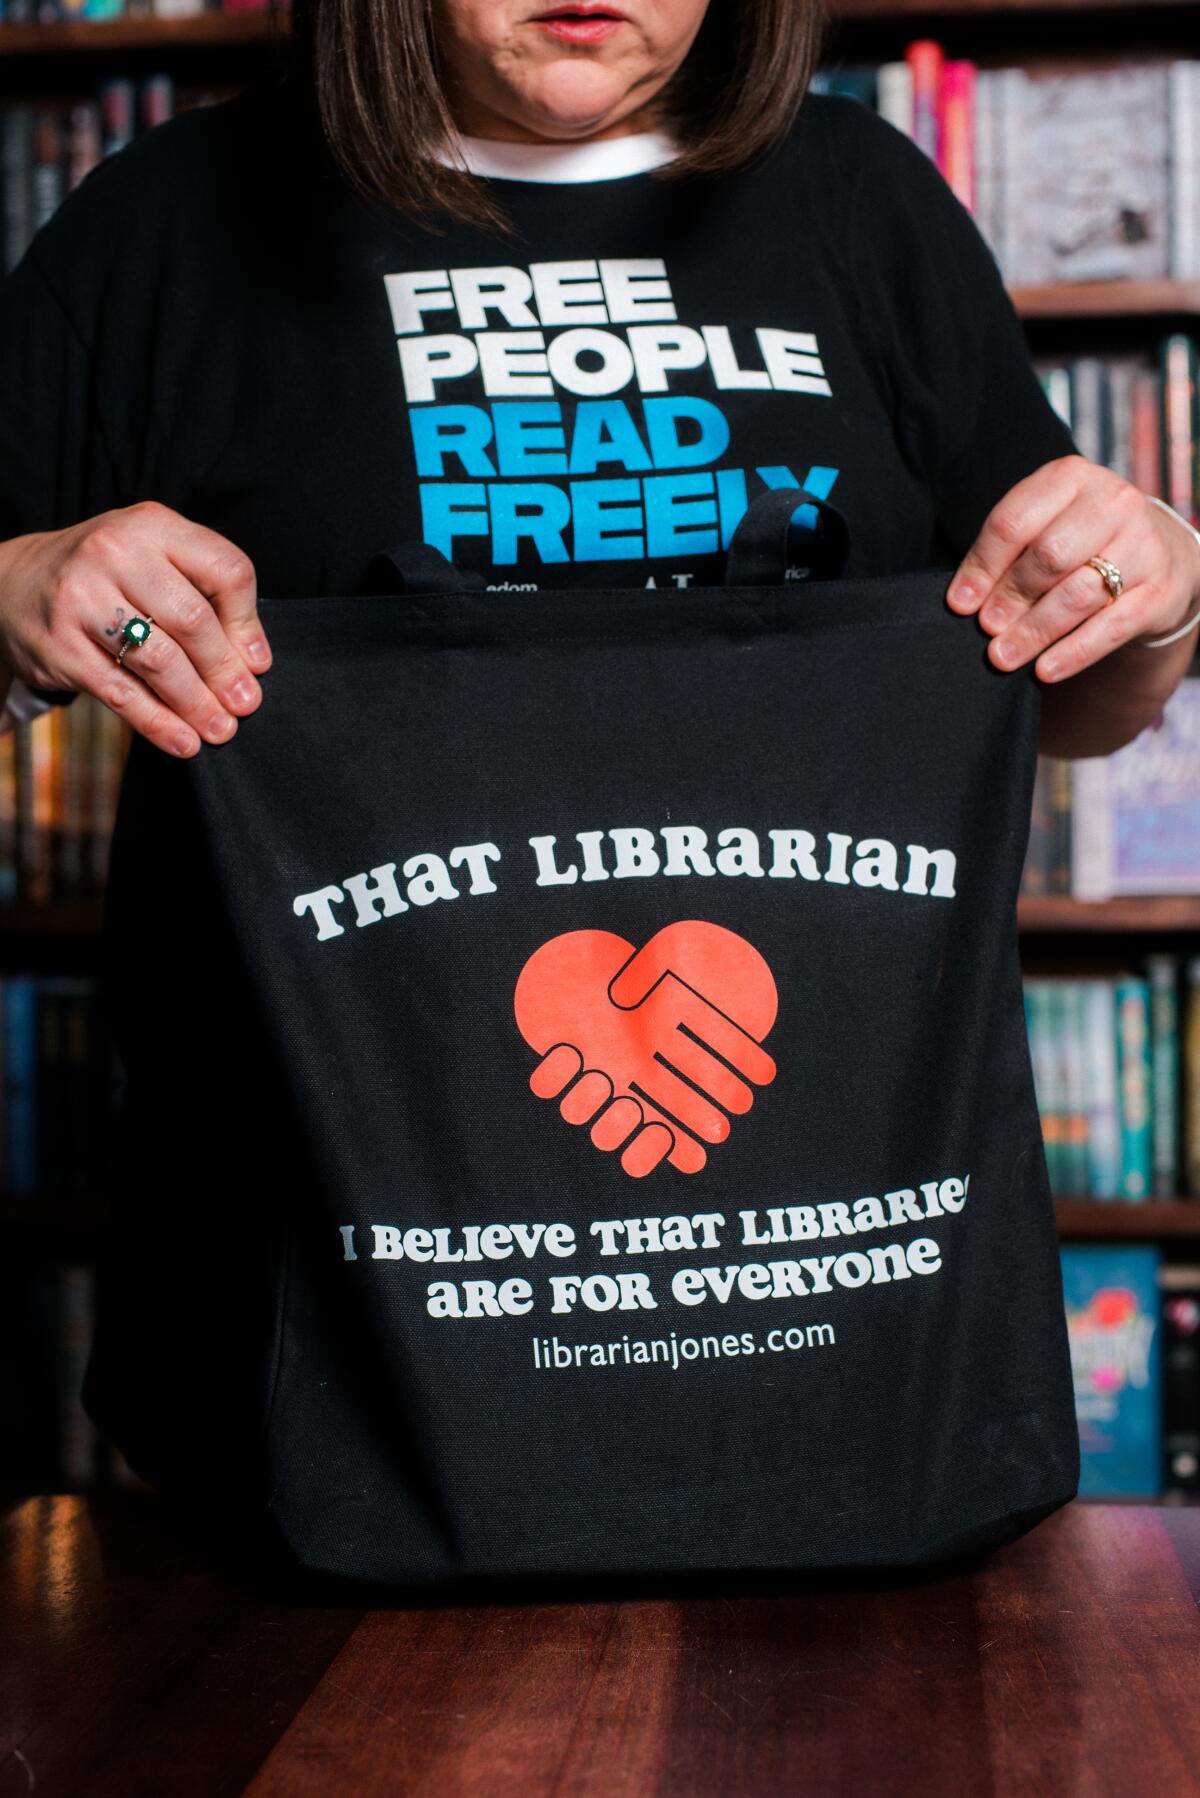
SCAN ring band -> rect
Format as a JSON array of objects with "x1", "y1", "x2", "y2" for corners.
[
  {"x1": 115, "y1": 614, "x2": 154, "y2": 665},
  {"x1": 1085, "y1": 556, "x2": 1124, "y2": 604}
]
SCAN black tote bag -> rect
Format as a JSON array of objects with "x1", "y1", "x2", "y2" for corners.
[{"x1": 89, "y1": 490, "x2": 1079, "y2": 1591}]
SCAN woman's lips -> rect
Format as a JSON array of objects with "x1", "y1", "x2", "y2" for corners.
[{"x1": 533, "y1": 10, "x2": 625, "y2": 44}]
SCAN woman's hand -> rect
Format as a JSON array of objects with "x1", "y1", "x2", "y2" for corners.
[
  {"x1": 0, "y1": 500, "x2": 272, "y2": 757},
  {"x1": 945, "y1": 454, "x2": 1200, "y2": 683}
]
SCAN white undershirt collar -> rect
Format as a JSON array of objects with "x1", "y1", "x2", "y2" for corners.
[{"x1": 435, "y1": 129, "x2": 680, "y2": 184}]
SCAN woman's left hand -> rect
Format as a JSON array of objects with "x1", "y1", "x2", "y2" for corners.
[{"x1": 945, "y1": 454, "x2": 1200, "y2": 682}]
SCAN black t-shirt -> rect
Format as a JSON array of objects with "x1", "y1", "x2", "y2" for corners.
[{"x1": 0, "y1": 76, "x2": 1078, "y2": 603}]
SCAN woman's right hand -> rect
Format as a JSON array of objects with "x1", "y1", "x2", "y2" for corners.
[{"x1": 0, "y1": 500, "x2": 272, "y2": 757}]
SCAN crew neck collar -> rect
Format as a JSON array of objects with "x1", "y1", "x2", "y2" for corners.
[{"x1": 434, "y1": 129, "x2": 680, "y2": 184}]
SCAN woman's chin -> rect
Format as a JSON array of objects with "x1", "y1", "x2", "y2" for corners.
[{"x1": 503, "y1": 69, "x2": 646, "y2": 140}]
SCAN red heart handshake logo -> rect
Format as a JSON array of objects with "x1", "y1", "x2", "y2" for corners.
[{"x1": 514, "y1": 921, "x2": 777, "y2": 1179}]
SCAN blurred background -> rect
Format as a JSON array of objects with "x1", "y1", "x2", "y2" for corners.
[{"x1": 0, "y1": 0, "x2": 1198, "y2": 1508}]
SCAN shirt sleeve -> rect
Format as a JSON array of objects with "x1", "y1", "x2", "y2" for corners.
[{"x1": 841, "y1": 99, "x2": 1081, "y2": 563}]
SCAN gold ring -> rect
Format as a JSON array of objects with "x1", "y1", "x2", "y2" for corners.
[{"x1": 1086, "y1": 556, "x2": 1124, "y2": 605}]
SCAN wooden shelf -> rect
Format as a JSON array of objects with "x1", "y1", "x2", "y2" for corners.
[
  {"x1": 1018, "y1": 896, "x2": 1200, "y2": 933},
  {"x1": 1012, "y1": 280, "x2": 1200, "y2": 319},
  {"x1": 831, "y1": 0, "x2": 1199, "y2": 15},
  {"x1": 1056, "y1": 1200, "x2": 1200, "y2": 1237},
  {"x1": 0, "y1": 895, "x2": 1195, "y2": 938},
  {"x1": 0, "y1": 13, "x2": 285, "y2": 55},
  {"x1": 0, "y1": 899, "x2": 104, "y2": 936}
]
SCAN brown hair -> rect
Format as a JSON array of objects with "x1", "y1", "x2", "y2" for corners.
[{"x1": 279, "y1": 0, "x2": 831, "y2": 230}]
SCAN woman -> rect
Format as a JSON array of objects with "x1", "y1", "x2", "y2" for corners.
[
  {"x1": 0, "y1": 0, "x2": 1197, "y2": 751},
  {"x1": 0, "y1": 1, "x2": 1196, "y2": 1578}
]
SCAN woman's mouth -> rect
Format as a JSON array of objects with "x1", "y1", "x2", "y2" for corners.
[{"x1": 532, "y1": 7, "x2": 627, "y2": 45}]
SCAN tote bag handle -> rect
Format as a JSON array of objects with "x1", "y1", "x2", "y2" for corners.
[
  {"x1": 359, "y1": 542, "x2": 486, "y2": 594},
  {"x1": 362, "y1": 485, "x2": 850, "y2": 595},
  {"x1": 724, "y1": 487, "x2": 851, "y2": 587}
]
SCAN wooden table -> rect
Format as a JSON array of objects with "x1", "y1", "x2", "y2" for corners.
[{"x1": 3, "y1": 1495, "x2": 1199, "y2": 1796}]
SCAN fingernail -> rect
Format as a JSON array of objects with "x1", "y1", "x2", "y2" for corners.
[
  {"x1": 247, "y1": 639, "x2": 271, "y2": 668},
  {"x1": 229, "y1": 677, "x2": 257, "y2": 707},
  {"x1": 992, "y1": 638, "x2": 1018, "y2": 668},
  {"x1": 979, "y1": 605, "x2": 1008, "y2": 632},
  {"x1": 948, "y1": 581, "x2": 977, "y2": 610}
]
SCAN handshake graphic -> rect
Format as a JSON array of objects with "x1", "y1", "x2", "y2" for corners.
[{"x1": 514, "y1": 921, "x2": 778, "y2": 1179}]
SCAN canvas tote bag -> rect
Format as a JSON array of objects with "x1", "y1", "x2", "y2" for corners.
[{"x1": 89, "y1": 489, "x2": 1080, "y2": 1590}]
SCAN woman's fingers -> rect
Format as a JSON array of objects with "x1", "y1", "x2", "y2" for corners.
[
  {"x1": 945, "y1": 457, "x2": 1168, "y2": 680},
  {"x1": 980, "y1": 531, "x2": 1139, "y2": 675},
  {"x1": 974, "y1": 486, "x2": 1128, "y2": 636},
  {"x1": 946, "y1": 455, "x2": 1089, "y2": 615},
  {"x1": 76, "y1": 504, "x2": 267, "y2": 714},
  {"x1": 71, "y1": 635, "x2": 206, "y2": 758},
  {"x1": 82, "y1": 589, "x2": 240, "y2": 745},
  {"x1": 152, "y1": 503, "x2": 272, "y2": 675},
  {"x1": 6, "y1": 500, "x2": 278, "y2": 756}
]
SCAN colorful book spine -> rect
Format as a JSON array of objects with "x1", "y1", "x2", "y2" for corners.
[
  {"x1": 940, "y1": 59, "x2": 975, "y2": 214},
  {"x1": 906, "y1": 40, "x2": 943, "y2": 165},
  {"x1": 1081, "y1": 980, "x2": 1121, "y2": 1199},
  {"x1": 1147, "y1": 955, "x2": 1181, "y2": 1198},
  {"x1": 1161, "y1": 334, "x2": 1200, "y2": 529},
  {"x1": 1186, "y1": 959, "x2": 1200, "y2": 1199},
  {"x1": 1060, "y1": 983, "x2": 1091, "y2": 1197},
  {"x1": 1025, "y1": 982, "x2": 1061, "y2": 1193},
  {"x1": 1115, "y1": 978, "x2": 1153, "y2": 1200},
  {"x1": 2, "y1": 976, "x2": 38, "y2": 1198}
]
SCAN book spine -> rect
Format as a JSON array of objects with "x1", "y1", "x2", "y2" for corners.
[
  {"x1": 1026, "y1": 982, "x2": 1056, "y2": 1192},
  {"x1": 1186, "y1": 958, "x2": 1200, "y2": 1198},
  {"x1": 1116, "y1": 977, "x2": 1154, "y2": 1200},
  {"x1": 1160, "y1": 333, "x2": 1200, "y2": 528},
  {"x1": 1, "y1": 105, "x2": 32, "y2": 277},
  {"x1": 940, "y1": 59, "x2": 975, "y2": 213},
  {"x1": 1148, "y1": 955, "x2": 1181, "y2": 1198},
  {"x1": 1061, "y1": 982, "x2": 1091, "y2": 1196},
  {"x1": 998, "y1": 67, "x2": 1029, "y2": 286},
  {"x1": 875, "y1": 62, "x2": 913, "y2": 138},
  {"x1": 1070, "y1": 755, "x2": 1111, "y2": 901},
  {"x1": 1082, "y1": 979, "x2": 1121, "y2": 1199},
  {"x1": 1020, "y1": 757, "x2": 1053, "y2": 897},
  {"x1": 1048, "y1": 757, "x2": 1074, "y2": 895},
  {"x1": 1169, "y1": 64, "x2": 1198, "y2": 279},
  {"x1": 3, "y1": 976, "x2": 37, "y2": 1198},
  {"x1": 1069, "y1": 356, "x2": 1111, "y2": 469},
  {"x1": 906, "y1": 39, "x2": 943, "y2": 166},
  {"x1": 1131, "y1": 366, "x2": 1164, "y2": 500},
  {"x1": 65, "y1": 98, "x2": 103, "y2": 194}
]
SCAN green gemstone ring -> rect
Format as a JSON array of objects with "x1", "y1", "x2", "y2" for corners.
[{"x1": 115, "y1": 614, "x2": 154, "y2": 665}]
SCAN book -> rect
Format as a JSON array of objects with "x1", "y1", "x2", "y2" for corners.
[
  {"x1": 1071, "y1": 680, "x2": 1200, "y2": 900},
  {"x1": 1147, "y1": 955, "x2": 1181, "y2": 1199},
  {"x1": 1080, "y1": 980, "x2": 1121, "y2": 1199},
  {"x1": 1115, "y1": 977, "x2": 1153, "y2": 1200},
  {"x1": 1061, "y1": 1245, "x2": 1163, "y2": 1499},
  {"x1": 1185, "y1": 960, "x2": 1200, "y2": 1198}
]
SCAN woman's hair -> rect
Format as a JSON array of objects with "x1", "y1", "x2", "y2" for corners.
[{"x1": 280, "y1": 0, "x2": 831, "y2": 229}]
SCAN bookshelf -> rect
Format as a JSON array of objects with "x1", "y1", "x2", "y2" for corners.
[
  {"x1": 1056, "y1": 1200, "x2": 1200, "y2": 1237},
  {"x1": 1, "y1": 3, "x2": 1198, "y2": 1502},
  {"x1": 0, "y1": 13, "x2": 282, "y2": 55}
]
